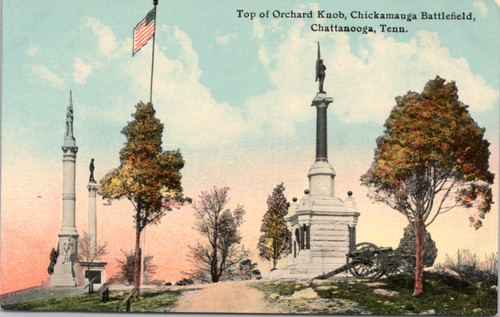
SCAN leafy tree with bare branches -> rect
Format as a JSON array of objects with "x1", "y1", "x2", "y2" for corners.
[
  {"x1": 361, "y1": 76, "x2": 494, "y2": 296},
  {"x1": 187, "y1": 187, "x2": 249, "y2": 283},
  {"x1": 78, "y1": 231, "x2": 109, "y2": 278}
]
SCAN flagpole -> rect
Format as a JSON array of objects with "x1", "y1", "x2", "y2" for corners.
[
  {"x1": 140, "y1": 0, "x2": 157, "y2": 289},
  {"x1": 149, "y1": 0, "x2": 158, "y2": 104}
]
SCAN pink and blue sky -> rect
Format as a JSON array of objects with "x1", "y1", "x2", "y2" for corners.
[{"x1": 1, "y1": 0, "x2": 498, "y2": 294}]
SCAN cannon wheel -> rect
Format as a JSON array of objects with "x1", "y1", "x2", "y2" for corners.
[{"x1": 347, "y1": 242, "x2": 385, "y2": 280}]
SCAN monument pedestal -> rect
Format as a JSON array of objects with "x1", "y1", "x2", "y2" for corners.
[
  {"x1": 50, "y1": 262, "x2": 77, "y2": 286},
  {"x1": 50, "y1": 234, "x2": 79, "y2": 286},
  {"x1": 78, "y1": 262, "x2": 107, "y2": 287},
  {"x1": 286, "y1": 193, "x2": 359, "y2": 276}
]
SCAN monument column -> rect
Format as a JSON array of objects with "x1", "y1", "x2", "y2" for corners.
[
  {"x1": 87, "y1": 159, "x2": 98, "y2": 253},
  {"x1": 308, "y1": 93, "x2": 335, "y2": 198},
  {"x1": 315, "y1": 100, "x2": 328, "y2": 162},
  {"x1": 81, "y1": 159, "x2": 107, "y2": 287},
  {"x1": 51, "y1": 91, "x2": 79, "y2": 286},
  {"x1": 61, "y1": 150, "x2": 78, "y2": 235},
  {"x1": 307, "y1": 42, "x2": 336, "y2": 198}
]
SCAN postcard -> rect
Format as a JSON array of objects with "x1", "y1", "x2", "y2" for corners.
[{"x1": 1, "y1": 0, "x2": 498, "y2": 315}]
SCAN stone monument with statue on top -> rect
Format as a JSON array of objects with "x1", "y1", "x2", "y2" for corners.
[
  {"x1": 49, "y1": 92, "x2": 107, "y2": 288},
  {"x1": 50, "y1": 91, "x2": 80, "y2": 286},
  {"x1": 282, "y1": 43, "x2": 360, "y2": 277},
  {"x1": 78, "y1": 158, "x2": 107, "y2": 288}
]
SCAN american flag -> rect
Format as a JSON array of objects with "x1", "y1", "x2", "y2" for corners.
[{"x1": 133, "y1": 7, "x2": 156, "y2": 56}]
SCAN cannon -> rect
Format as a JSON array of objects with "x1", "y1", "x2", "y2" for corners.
[{"x1": 315, "y1": 242, "x2": 410, "y2": 280}]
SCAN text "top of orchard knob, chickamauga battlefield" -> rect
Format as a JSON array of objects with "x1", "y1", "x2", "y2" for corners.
[{"x1": 236, "y1": 9, "x2": 477, "y2": 35}]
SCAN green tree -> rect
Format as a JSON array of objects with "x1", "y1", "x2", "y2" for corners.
[
  {"x1": 99, "y1": 102, "x2": 189, "y2": 293},
  {"x1": 187, "y1": 187, "x2": 248, "y2": 283},
  {"x1": 233, "y1": 259, "x2": 261, "y2": 280},
  {"x1": 257, "y1": 183, "x2": 290, "y2": 270},
  {"x1": 361, "y1": 76, "x2": 493, "y2": 296}
]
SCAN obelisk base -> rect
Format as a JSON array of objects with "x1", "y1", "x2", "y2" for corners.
[
  {"x1": 50, "y1": 234, "x2": 78, "y2": 286},
  {"x1": 308, "y1": 160, "x2": 336, "y2": 197},
  {"x1": 50, "y1": 263, "x2": 77, "y2": 286}
]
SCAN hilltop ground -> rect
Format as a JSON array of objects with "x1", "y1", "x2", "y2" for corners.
[{"x1": 1, "y1": 272, "x2": 497, "y2": 315}]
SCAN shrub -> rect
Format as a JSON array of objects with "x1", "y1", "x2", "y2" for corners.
[
  {"x1": 440, "y1": 249, "x2": 498, "y2": 287},
  {"x1": 114, "y1": 250, "x2": 157, "y2": 285},
  {"x1": 175, "y1": 278, "x2": 194, "y2": 286},
  {"x1": 394, "y1": 224, "x2": 438, "y2": 273}
]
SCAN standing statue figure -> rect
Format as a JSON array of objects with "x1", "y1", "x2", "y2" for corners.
[
  {"x1": 315, "y1": 42, "x2": 327, "y2": 93},
  {"x1": 47, "y1": 248, "x2": 59, "y2": 274},
  {"x1": 65, "y1": 92, "x2": 74, "y2": 138},
  {"x1": 62, "y1": 238, "x2": 72, "y2": 264},
  {"x1": 89, "y1": 158, "x2": 95, "y2": 182}
]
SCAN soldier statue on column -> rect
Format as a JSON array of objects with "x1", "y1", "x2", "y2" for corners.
[
  {"x1": 315, "y1": 42, "x2": 326, "y2": 93},
  {"x1": 66, "y1": 102, "x2": 73, "y2": 137},
  {"x1": 89, "y1": 158, "x2": 95, "y2": 182}
]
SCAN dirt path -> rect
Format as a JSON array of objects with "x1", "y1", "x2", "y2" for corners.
[{"x1": 171, "y1": 280, "x2": 284, "y2": 313}]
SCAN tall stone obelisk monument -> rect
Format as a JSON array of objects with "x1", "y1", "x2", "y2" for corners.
[
  {"x1": 80, "y1": 158, "x2": 107, "y2": 287},
  {"x1": 88, "y1": 159, "x2": 97, "y2": 253},
  {"x1": 285, "y1": 43, "x2": 359, "y2": 276},
  {"x1": 51, "y1": 91, "x2": 79, "y2": 286}
]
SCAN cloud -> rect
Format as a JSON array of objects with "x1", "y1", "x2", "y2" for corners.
[
  {"x1": 78, "y1": 19, "x2": 247, "y2": 149},
  {"x1": 31, "y1": 64, "x2": 66, "y2": 88},
  {"x1": 473, "y1": 1, "x2": 488, "y2": 16},
  {"x1": 253, "y1": 19, "x2": 265, "y2": 39},
  {"x1": 73, "y1": 57, "x2": 93, "y2": 84},
  {"x1": 85, "y1": 17, "x2": 118, "y2": 58},
  {"x1": 26, "y1": 45, "x2": 39, "y2": 56},
  {"x1": 118, "y1": 26, "x2": 246, "y2": 149},
  {"x1": 253, "y1": 18, "x2": 284, "y2": 39},
  {"x1": 258, "y1": 45, "x2": 270, "y2": 68},
  {"x1": 83, "y1": 15, "x2": 498, "y2": 148},
  {"x1": 245, "y1": 17, "x2": 498, "y2": 132},
  {"x1": 215, "y1": 32, "x2": 236, "y2": 45}
]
